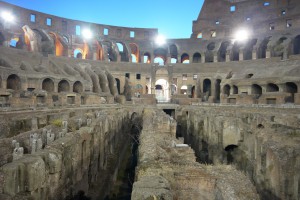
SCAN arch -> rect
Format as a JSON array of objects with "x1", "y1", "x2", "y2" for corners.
[
  {"x1": 205, "y1": 42, "x2": 215, "y2": 62},
  {"x1": 102, "y1": 40, "x2": 117, "y2": 62},
  {"x1": 58, "y1": 80, "x2": 70, "y2": 92},
  {"x1": 154, "y1": 48, "x2": 167, "y2": 65},
  {"x1": 251, "y1": 84, "x2": 262, "y2": 96},
  {"x1": 293, "y1": 35, "x2": 300, "y2": 55},
  {"x1": 95, "y1": 41, "x2": 104, "y2": 61},
  {"x1": 193, "y1": 52, "x2": 201, "y2": 63},
  {"x1": 7, "y1": 74, "x2": 21, "y2": 90},
  {"x1": 244, "y1": 39, "x2": 257, "y2": 60},
  {"x1": 9, "y1": 37, "x2": 19, "y2": 48},
  {"x1": 143, "y1": 52, "x2": 151, "y2": 63},
  {"x1": 73, "y1": 81, "x2": 83, "y2": 93},
  {"x1": 273, "y1": 37, "x2": 287, "y2": 58},
  {"x1": 258, "y1": 37, "x2": 271, "y2": 59},
  {"x1": 181, "y1": 53, "x2": 190, "y2": 63},
  {"x1": 115, "y1": 78, "x2": 121, "y2": 94},
  {"x1": 74, "y1": 48, "x2": 83, "y2": 59},
  {"x1": 116, "y1": 42, "x2": 129, "y2": 62},
  {"x1": 169, "y1": 44, "x2": 178, "y2": 63},
  {"x1": 266, "y1": 83, "x2": 279, "y2": 92},
  {"x1": 191, "y1": 86, "x2": 196, "y2": 98},
  {"x1": 224, "y1": 145, "x2": 238, "y2": 164},
  {"x1": 42, "y1": 78, "x2": 54, "y2": 92},
  {"x1": 218, "y1": 41, "x2": 230, "y2": 62},
  {"x1": 155, "y1": 79, "x2": 169, "y2": 102},
  {"x1": 285, "y1": 82, "x2": 297, "y2": 103},
  {"x1": 130, "y1": 43, "x2": 139, "y2": 63},
  {"x1": 203, "y1": 79, "x2": 211, "y2": 100},
  {"x1": 223, "y1": 84, "x2": 231, "y2": 96},
  {"x1": 232, "y1": 41, "x2": 240, "y2": 61},
  {"x1": 49, "y1": 32, "x2": 68, "y2": 56},
  {"x1": 232, "y1": 85, "x2": 238, "y2": 94},
  {"x1": 180, "y1": 85, "x2": 187, "y2": 94},
  {"x1": 215, "y1": 79, "x2": 221, "y2": 102},
  {"x1": 134, "y1": 84, "x2": 143, "y2": 96}
]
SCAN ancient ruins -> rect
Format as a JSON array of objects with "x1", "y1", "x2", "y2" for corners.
[{"x1": 0, "y1": 0, "x2": 299, "y2": 199}]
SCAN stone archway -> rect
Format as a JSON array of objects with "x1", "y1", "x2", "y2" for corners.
[{"x1": 155, "y1": 79, "x2": 169, "y2": 103}]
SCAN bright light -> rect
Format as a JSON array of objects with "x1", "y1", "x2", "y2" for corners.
[
  {"x1": 155, "y1": 35, "x2": 166, "y2": 45},
  {"x1": 1, "y1": 11, "x2": 14, "y2": 23},
  {"x1": 82, "y1": 29, "x2": 93, "y2": 39},
  {"x1": 234, "y1": 29, "x2": 249, "y2": 42}
]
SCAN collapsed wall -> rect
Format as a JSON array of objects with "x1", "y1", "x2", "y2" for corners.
[
  {"x1": 132, "y1": 108, "x2": 259, "y2": 200},
  {"x1": 0, "y1": 106, "x2": 134, "y2": 200},
  {"x1": 178, "y1": 105, "x2": 300, "y2": 200}
]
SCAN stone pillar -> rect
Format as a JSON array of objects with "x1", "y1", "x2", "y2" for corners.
[
  {"x1": 226, "y1": 52, "x2": 231, "y2": 62},
  {"x1": 266, "y1": 50, "x2": 271, "y2": 58},
  {"x1": 239, "y1": 50, "x2": 244, "y2": 61},
  {"x1": 213, "y1": 52, "x2": 218, "y2": 62},
  {"x1": 93, "y1": 52, "x2": 98, "y2": 60},
  {"x1": 201, "y1": 53, "x2": 205, "y2": 63},
  {"x1": 252, "y1": 50, "x2": 257, "y2": 60}
]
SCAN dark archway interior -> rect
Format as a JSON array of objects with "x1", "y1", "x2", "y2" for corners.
[{"x1": 225, "y1": 145, "x2": 238, "y2": 164}]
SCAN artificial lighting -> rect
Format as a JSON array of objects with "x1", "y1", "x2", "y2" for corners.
[
  {"x1": 1, "y1": 11, "x2": 14, "y2": 23},
  {"x1": 155, "y1": 35, "x2": 166, "y2": 45},
  {"x1": 234, "y1": 29, "x2": 249, "y2": 42},
  {"x1": 82, "y1": 29, "x2": 93, "y2": 39}
]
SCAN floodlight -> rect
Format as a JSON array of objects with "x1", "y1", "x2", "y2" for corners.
[
  {"x1": 82, "y1": 29, "x2": 93, "y2": 40},
  {"x1": 234, "y1": 29, "x2": 249, "y2": 42},
  {"x1": 155, "y1": 35, "x2": 166, "y2": 45},
  {"x1": 1, "y1": 11, "x2": 14, "y2": 23}
]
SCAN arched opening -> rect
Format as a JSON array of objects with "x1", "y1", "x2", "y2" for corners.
[
  {"x1": 225, "y1": 145, "x2": 238, "y2": 164},
  {"x1": 251, "y1": 84, "x2": 262, "y2": 97},
  {"x1": 293, "y1": 35, "x2": 300, "y2": 55},
  {"x1": 58, "y1": 80, "x2": 70, "y2": 92},
  {"x1": 180, "y1": 85, "x2": 187, "y2": 94},
  {"x1": 244, "y1": 39, "x2": 257, "y2": 60},
  {"x1": 232, "y1": 85, "x2": 238, "y2": 94},
  {"x1": 154, "y1": 48, "x2": 167, "y2": 66},
  {"x1": 203, "y1": 79, "x2": 211, "y2": 101},
  {"x1": 171, "y1": 84, "x2": 177, "y2": 95},
  {"x1": 154, "y1": 57, "x2": 165, "y2": 65},
  {"x1": 232, "y1": 41, "x2": 240, "y2": 61},
  {"x1": 205, "y1": 42, "x2": 215, "y2": 63},
  {"x1": 258, "y1": 37, "x2": 271, "y2": 59},
  {"x1": 49, "y1": 32, "x2": 68, "y2": 56},
  {"x1": 134, "y1": 84, "x2": 143, "y2": 97},
  {"x1": 130, "y1": 43, "x2": 139, "y2": 63},
  {"x1": 155, "y1": 79, "x2": 169, "y2": 102},
  {"x1": 169, "y1": 44, "x2": 178, "y2": 63},
  {"x1": 266, "y1": 83, "x2": 279, "y2": 92},
  {"x1": 42, "y1": 78, "x2": 54, "y2": 92},
  {"x1": 223, "y1": 84, "x2": 231, "y2": 96},
  {"x1": 273, "y1": 37, "x2": 287, "y2": 58},
  {"x1": 73, "y1": 81, "x2": 83, "y2": 93},
  {"x1": 9, "y1": 37, "x2": 19, "y2": 48},
  {"x1": 116, "y1": 42, "x2": 129, "y2": 62},
  {"x1": 215, "y1": 79, "x2": 221, "y2": 102},
  {"x1": 7, "y1": 74, "x2": 21, "y2": 90},
  {"x1": 181, "y1": 53, "x2": 190, "y2": 63},
  {"x1": 218, "y1": 41, "x2": 230, "y2": 62},
  {"x1": 285, "y1": 82, "x2": 297, "y2": 103},
  {"x1": 74, "y1": 48, "x2": 83, "y2": 59},
  {"x1": 103, "y1": 40, "x2": 117, "y2": 62},
  {"x1": 115, "y1": 78, "x2": 121, "y2": 94},
  {"x1": 193, "y1": 52, "x2": 201, "y2": 63},
  {"x1": 191, "y1": 86, "x2": 196, "y2": 98},
  {"x1": 143, "y1": 52, "x2": 151, "y2": 63}
]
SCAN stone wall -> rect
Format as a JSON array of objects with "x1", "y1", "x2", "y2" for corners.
[
  {"x1": 132, "y1": 108, "x2": 259, "y2": 200},
  {"x1": 178, "y1": 105, "x2": 300, "y2": 199},
  {"x1": 0, "y1": 106, "x2": 134, "y2": 200}
]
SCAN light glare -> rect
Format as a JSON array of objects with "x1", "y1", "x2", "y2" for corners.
[
  {"x1": 155, "y1": 35, "x2": 166, "y2": 45},
  {"x1": 234, "y1": 29, "x2": 249, "y2": 41},
  {"x1": 82, "y1": 29, "x2": 93, "y2": 39},
  {"x1": 1, "y1": 11, "x2": 14, "y2": 22}
]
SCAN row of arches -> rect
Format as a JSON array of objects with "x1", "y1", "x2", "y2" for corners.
[
  {"x1": 4, "y1": 74, "x2": 83, "y2": 93},
  {"x1": 3, "y1": 28, "x2": 300, "y2": 65}
]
